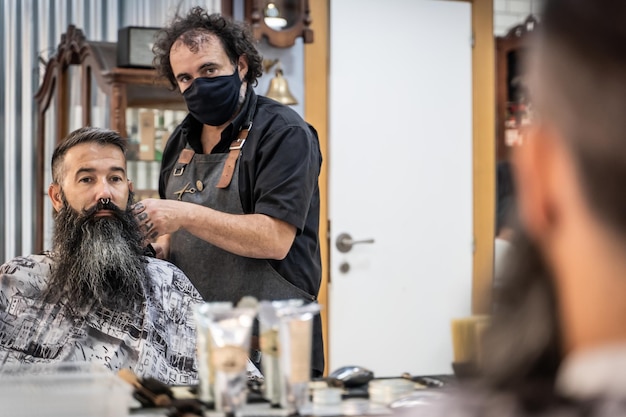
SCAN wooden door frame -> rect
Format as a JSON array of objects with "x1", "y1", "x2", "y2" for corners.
[
  {"x1": 304, "y1": 0, "x2": 495, "y2": 375},
  {"x1": 468, "y1": 0, "x2": 496, "y2": 315}
]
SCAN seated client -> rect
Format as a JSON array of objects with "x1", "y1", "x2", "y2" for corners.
[{"x1": 0, "y1": 127, "x2": 203, "y2": 385}]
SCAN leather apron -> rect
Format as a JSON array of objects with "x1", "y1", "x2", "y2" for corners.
[{"x1": 166, "y1": 98, "x2": 323, "y2": 375}]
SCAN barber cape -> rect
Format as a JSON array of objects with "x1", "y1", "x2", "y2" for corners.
[{"x1": 0, "y1": 253, "x2": 203, "y2": 385}]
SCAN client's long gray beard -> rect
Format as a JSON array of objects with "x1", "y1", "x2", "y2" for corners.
[{"x1": 43, "y1": 197, "x2": 147, "y2": 313}]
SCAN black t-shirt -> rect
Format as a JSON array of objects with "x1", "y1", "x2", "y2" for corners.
[{"x1": 159, "y1": 89, "x2": 322, "y2": 298}]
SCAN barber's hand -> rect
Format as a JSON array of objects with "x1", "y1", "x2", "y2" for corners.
[
  {"x1": 132, "y1": 199, "x2": 184, "y2": 239},
  {"x1": 132, "y1": 200, "x2": 161, "y2": 242}
]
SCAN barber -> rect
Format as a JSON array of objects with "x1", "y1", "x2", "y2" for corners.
[{"x1": 133, "y1": 8, "x2": 324, "y2": 377}]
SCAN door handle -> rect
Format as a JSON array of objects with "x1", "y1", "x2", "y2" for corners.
[{"x1": 335, "y1": 233, "x2": 375, "y2": 253}]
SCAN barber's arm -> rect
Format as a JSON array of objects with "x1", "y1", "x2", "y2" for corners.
[{"x1": 133, "y1": 199, "x2": 296, "y2": 260}]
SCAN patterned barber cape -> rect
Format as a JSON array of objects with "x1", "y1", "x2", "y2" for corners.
[{"x1": 0, "y1": 253, "x2": 203, "y2": 385}]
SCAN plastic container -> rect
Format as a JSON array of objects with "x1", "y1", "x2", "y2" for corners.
[
  {"x1": 0, "y1": 362, "x2": 133, "y2": 417},
  {"x1": 312, "y1": 387, "x2": 342, "y2": 406},
  {"x1": 368, "y1": 378, "x2": 414, "y2": 404}
]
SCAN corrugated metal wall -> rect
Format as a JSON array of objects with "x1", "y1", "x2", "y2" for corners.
[{"x1": 0, "y1": 0, "x2": 221, "y2": 263}]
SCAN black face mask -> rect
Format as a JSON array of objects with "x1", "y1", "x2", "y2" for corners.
[{"x1": 182, "y1": 67, "x2": 243, "y2": 126}]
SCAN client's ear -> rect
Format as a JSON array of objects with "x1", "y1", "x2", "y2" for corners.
[
  {"x1": 128, "y1": 179, "x2": 134, "y2": 193},
  {"x1": 48, "y1": 183, "x2": 63, "y2": 212}
]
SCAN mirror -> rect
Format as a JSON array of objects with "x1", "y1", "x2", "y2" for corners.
[
  {"x1": 89, "y1": 67, "x2": 110, "y2": 128},
  {"x1": 42, "y1": 86, "x2": 58, "y2": 250},
  {"x1": 264, "y1": 2, "x2": 287, "y2": 30},
  {"x1": 67, "y1": 65, "x2": 84, "y2": 132},
  {"x1": 245, "y1": 0, "x2": 313, "y2": 48},
  {"x1": 263, "y1": 1, "x2": 298, "y2": 30}
]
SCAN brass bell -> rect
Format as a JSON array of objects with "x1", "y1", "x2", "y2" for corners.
[{"x1": 265, "y1": 66, "x2": 298, "y2": 106}]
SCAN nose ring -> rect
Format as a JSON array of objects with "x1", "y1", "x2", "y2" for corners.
[{"x1": 99, "y1": 198, "x2": 111, "y2": 205}]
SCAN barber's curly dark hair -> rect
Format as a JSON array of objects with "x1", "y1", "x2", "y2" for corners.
[{"x1": 153, "y1": 7, "x2": 263, "y2": 89}]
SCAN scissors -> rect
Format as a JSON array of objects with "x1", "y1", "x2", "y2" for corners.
[{"x1": 173, "y1": 182, "x2": 196, "y2": 200}]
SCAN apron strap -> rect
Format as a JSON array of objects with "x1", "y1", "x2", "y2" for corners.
[
  {"x1": 172, "y1": 148, "x2": 195, "y2": 177},
  {"x1": 216, "y1": 92, "x2": 257, "y2": 189},
  {"x1": 216, "y1": 125, "x2": 250, "y2": 189}
]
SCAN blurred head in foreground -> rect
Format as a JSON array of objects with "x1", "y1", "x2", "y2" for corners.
[{"x1": 481, "y1": 0, "x2": 626, "y2": 406}]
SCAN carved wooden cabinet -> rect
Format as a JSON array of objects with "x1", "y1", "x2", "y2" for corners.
[
  {"x1": 495, "y1": 15, "x2": 538, "y2": 161},
  {"x1": 35, "y1": 25, "x2": 186, "y2": 252}
]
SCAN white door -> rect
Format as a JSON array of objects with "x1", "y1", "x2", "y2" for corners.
[{"x1": 328, "y1": 0, "x2": 474, "y2": 377}]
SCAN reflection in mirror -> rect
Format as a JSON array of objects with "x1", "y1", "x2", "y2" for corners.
[
  {"x1": 247, "y1": 0, "x2": 313, "y2": 48},
  {"x1": 90, "y1": 68, "x2": 109, "y2": 128},
  {"x1": 43, "y1": 97, "x2": 57, "y2": 250},
  {"x1": 67, "y1": 65, "x2": 83, "y2": 132},
  {"x1": 262, "y1": 0, "x2": 297, "y2": 30},
  {"x1": 264, "y1": 2, "x2": 287, "y2": 30}
]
